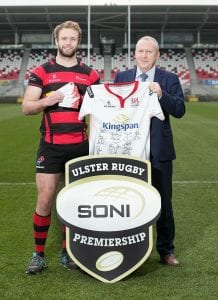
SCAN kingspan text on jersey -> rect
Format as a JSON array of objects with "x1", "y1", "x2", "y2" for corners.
[{"x1": 102, "y1": 122, "x2": 139, "y2": 131}]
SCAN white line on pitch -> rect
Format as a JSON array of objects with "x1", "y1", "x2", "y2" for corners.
[
  {"x1": 0, "y1": 182, "x2": 35, "y2": 185},
  {"x1": 0, "y1": 181, "x2": 218, "y2": 186},
  {"x1": 173, "y1": 181, "x2": 218, "y2": 184}
]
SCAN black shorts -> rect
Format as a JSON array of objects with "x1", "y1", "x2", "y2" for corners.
[{"x1": 35, "y1": 139, "x2": 89, "y2": 173}]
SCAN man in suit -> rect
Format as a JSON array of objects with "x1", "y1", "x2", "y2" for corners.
[{"x1": 114, "y1": 36, "x2": 185, "y2": 266}]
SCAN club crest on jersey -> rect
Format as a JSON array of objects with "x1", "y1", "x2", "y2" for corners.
[
  {"x1": 48, "y1": 73, "x2": 61, "y2": 83},
  {"x1": 36, "y1": 155, "x2": 45, "y2": 169},
  {"x1": 36, "y1": 155, "x2": 45, "y2": 165},
  {"x1": 131, "y1": 97, "x2": 139, "y2": 107},
  {"x1": 56, "y1": 155, "x2": 161, "y2": 283}
]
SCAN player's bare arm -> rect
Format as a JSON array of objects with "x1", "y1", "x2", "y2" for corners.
[{"x1": 22, "y1": 86, "x2": 64, "y2": 115}]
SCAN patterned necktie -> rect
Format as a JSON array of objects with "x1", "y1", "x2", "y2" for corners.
[{"x1": 140, "y1": 73, "x2": 148, "y2": 82}]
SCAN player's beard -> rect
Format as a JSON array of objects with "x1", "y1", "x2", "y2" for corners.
[{"x1": 59, "y1": 46, "x2": 78, "y2": 58}]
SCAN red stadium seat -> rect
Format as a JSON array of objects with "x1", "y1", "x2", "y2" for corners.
[
  {"x1": 0, "y1": 48, "x2": 24, "y2": 80},
  {"x1": 192, "y1": 48, "x2": 218, "y2": 80}
]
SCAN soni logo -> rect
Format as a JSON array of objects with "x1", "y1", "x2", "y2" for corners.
[
  {"x1": 78, "y1": 204, "x2": 130, "y2": 218},
  {"x1": 57, "y1": 181, "x2": 161, "y2": 232}
]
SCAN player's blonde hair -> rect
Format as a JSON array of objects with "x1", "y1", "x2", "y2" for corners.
[
  {"x1": 53, "y1": 21, "x2": 82, "y2": 44},
  {"x1": 136, "y1": 36, "x2": 159, "y2": 51}
]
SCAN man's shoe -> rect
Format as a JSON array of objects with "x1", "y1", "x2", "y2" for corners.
[
  {"x1": 160, "y1": 254, "x2": 180, "y2": 266},
  {"x1": 26, "y1": 252, "x2": 47, "y2": 274},
  {"x1": 60, "y1": 250, "x2": 78, "y2": 270}
]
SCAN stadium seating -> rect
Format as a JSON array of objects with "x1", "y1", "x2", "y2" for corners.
[
  {"x1": 2, "y1": 46, "x2": 218, "y2": 87},
  {"x1": 78, "y1": 51, "x2": 104, "y2": 80},
  {"x1": 192, "y1": 48, "x2": 218, "y2": 80},
  {"x1": 0, "y1": 48, "x2": 24, "y2": 80},
  {"x1": 111, "y1": 48, "x2": 190, "y2": 84},
  {"x1": 157, "y1": 49, "x2": 190, "y2": 85},
  {"x1": 25, "y1": 48, "x2": 104, "y2": 80},
  {"x1": 25, "y1": 48, "x2": 57, "y2": 80},
  {"x1": 111, "y1": 50, "x2": 135, "y2": 79}
]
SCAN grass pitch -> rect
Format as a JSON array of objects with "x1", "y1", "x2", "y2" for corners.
[{"x1": 0, "y1": 102, "x2": 218, "y2": 299}]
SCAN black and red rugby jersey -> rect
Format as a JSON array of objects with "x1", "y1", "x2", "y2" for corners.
[
  {"x1": 28, "y1": 58, "x2": 100, "y2": 96},
  {"x1": 28, "y1": 59, "x2": 100, "y2": 145}
]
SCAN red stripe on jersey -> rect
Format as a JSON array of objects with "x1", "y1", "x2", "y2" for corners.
[
  {"x1": 31, "y1": 65, "x2": 46, "y2": 87},
  {"x1": 50, "y1": 111, "x2": 80, "y2": 124},
  {"x1": 43, "y1": 111, "x2": 87, "y2": 144},
  {"x1": 51, "y1": 132, "x2": 88, "y2": 144},
  {"x1": 89, "y1": 69, "x2": 100, "y2": 85},
  {"x1": 42, "y1": 72, "x2": 92, "y2": 86},
  {"x1": 32, "y1": 64, "x2": 99, "y2": 87},
  {"x1": 30, "y1": 60, "x2": 100, "y2": 93}
]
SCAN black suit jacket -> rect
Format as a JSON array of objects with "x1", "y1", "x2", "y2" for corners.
[{"x1": 114, "y1": 67, "x2": 185, "y2": 164}]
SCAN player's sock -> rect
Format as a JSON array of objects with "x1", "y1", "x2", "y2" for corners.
[
  {"x1": 62, "y1": 225, "x2": 66, "y2": 251},
  {"x1": 33, "y1": 212, "x2": 51, "y2": 257},
  {"x1": 60, "y1": 225, "x2": 78, "y2": 269}
]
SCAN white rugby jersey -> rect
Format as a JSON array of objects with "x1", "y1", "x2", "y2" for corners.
[{"x1": 79, "y1": 81, "x2": 165, "y2": 159}]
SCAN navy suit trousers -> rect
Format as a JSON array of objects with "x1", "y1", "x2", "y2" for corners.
[{"x1": 151, "y1": 161, "x2": 175, "y2": 256}]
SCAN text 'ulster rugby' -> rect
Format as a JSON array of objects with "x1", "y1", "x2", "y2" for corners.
[{"x1": 71, "y1": 162, "x2": 145, "y2": 177}]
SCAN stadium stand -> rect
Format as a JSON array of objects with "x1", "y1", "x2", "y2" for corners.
[
  {"x1": 25, "y1": 48, "x2": 57, "y2": 80},
  {"x1": 1, "y1": 46, "x2": 218, "y2": 102},
  {"x1": 157, "y1": 49, "x2": 190, "y2": 85},
  {"x1": 0, "y1": 4, "x2": 218, "y2": 101},
  {"x1": 79, "y1": 51, "x2": 105, "y2": 80},
  {"x1": 24, "y1": 48, "x2": 104, "y2": 81},
  {"x1": 0, "y1": 48, "x2": 24, "y2": 80},
  {"x1": 192, "y1": 48, "x2": 218, "y2": 80},
  {"x1": 111, "y1": 48, "x2": 190, "y2": 85},
  {"x1": 111, "y1": 50, "x2": 135, "y2": 79},
  {"x1": 3, "y1": 46, "x2": 218, "y2": 87}
]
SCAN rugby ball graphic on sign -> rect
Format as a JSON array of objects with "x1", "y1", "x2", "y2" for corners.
[
  {"x1": 56, "y1": 155, "x2": 161, "y2": 283},
  {"x1": 96, "y1": 251, "x2": 124, "y2": 272}
]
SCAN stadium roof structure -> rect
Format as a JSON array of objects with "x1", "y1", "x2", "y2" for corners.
[{"x1": 0, "y1": 3, "x2": 218, "y2": 37}]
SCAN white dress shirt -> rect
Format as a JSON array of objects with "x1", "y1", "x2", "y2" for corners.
[{"x1": 135, "y1": 66, "x2": 156, "y2": 82}]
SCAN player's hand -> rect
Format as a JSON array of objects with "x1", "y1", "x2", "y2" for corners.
[
  {"x1": 44, "y1": 91, "x2": 64, "y2": 107},
  {"x1": 148, "y1": 82, "x2": 162, "y2": 98}
]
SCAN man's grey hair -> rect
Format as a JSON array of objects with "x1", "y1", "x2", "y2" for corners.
[{"x1": 136, "y1": 36, "x2": 159, "y2": 51}]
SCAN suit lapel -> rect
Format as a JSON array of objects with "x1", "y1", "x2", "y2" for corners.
[
  {"x1": 154, "y1": 67, "x2": 164, "y2": 83},
  {"x1": 130, "y1": 67, "x2": 137, "y2": 81}
]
